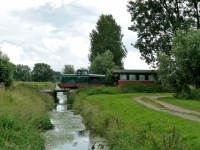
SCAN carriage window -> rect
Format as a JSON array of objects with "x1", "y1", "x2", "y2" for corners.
[
  {"x1": 148, "y1": 75, "x2": 154, "y2": 80},
  {"x1": 120, "y1": 74, "x2": 127, "y2": 80},
  {"x1": 129, "y1": 75, "x2": 136, "y2": 80},
  {"x1": 139, "y1": 75, "x2": 145, "y2": 80}
]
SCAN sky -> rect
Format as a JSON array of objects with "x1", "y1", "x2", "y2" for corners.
[{"x1": 0, "y1": 0, "x2": 150, "y2": 72}]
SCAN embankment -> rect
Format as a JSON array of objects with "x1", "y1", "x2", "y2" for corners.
[
  {"x1": 0, "y1": 82, "x2": 55, "y2": 149},
  {"x1": 69, "y1": 86, "x2": 200, "y2": 150}
]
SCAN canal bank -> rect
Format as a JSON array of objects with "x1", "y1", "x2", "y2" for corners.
[{"x1": 43, "y1": 90, "x2": 108, "y2": 150}]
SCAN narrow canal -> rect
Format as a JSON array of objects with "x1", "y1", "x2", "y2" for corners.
[{"x1": 43, "y1": 90, "x2": 108, "y2": 150}]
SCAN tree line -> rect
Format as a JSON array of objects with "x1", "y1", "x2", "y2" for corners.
[{"x1": 0, "y1": 50, "x2": 77, "y2": 87}]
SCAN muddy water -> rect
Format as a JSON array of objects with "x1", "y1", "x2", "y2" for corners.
[{"x1": 43, "y1": 91, "x2": 108, "y2": 150}]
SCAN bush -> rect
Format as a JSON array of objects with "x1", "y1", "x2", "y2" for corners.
[
  {"x1": 119, "y1": 83, "x2": 170, "y2": 93},
  {"x1": 174, "y1": 89, "x2": 200, "y2": 100}
]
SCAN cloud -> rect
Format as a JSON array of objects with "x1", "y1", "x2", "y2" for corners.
[
  {"x1": 0, "y1": 0, "x2": 142, "y2": 72},
  {"x1": 0, "y1": 42, "x2": 26, "y2": 63},
  {"x1": 124, "y1": 50, "x2": 150, "y2": 69}
]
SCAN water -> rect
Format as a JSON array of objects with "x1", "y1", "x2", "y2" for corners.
[{"x1": 43, "y1": 91, "x2": 108, "y2": 150}]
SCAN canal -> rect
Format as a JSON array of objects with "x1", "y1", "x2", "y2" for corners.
[{"x1": 43, "y1": 90, "x2": 108, "y2": 150}]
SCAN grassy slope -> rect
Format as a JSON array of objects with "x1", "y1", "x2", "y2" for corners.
[
  {"x1": 0, "y1": 82, "x2": 55, "y2": 150},
  {"x1": 73, "y1": 93, "x2": 200, "y2": 150},
  {"x1": 159, "y1": 97, "x2": 200, "y2": 111}
]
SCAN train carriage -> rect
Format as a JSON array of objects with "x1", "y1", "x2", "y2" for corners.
[{"x1": 113, "y1": 69, "x2": 157, "y2": 85}]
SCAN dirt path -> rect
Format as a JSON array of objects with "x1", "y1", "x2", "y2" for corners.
[{"x1": 133, "y1": 96, "x2": 200, "y2": 123}]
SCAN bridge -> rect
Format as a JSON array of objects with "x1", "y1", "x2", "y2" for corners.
[{"x1": 39, "y1": 89, "x2": 70, "y2": 102}]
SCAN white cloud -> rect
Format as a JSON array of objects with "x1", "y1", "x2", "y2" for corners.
[
  {"x1": 124, "y1": 51, "x2": 150, "y2": 69},
  {"x1": 0, "y1": 0, "x2": 144, "y2": 72},
  {"x1": 66, "y1": 36, "x2": 89, "y2": 58},
  {"x1": 0, "y1": 42, "x2": 26, "y2": 63},
  {"x1": 42, "y1": 38, "x2": 66, "y2": 53},
  {"x1": 0, "y1": 0, "x2": 74, "y2": 11},
  {"x1": 50, "y1": 55, "x2": 61, "y2": 60}
]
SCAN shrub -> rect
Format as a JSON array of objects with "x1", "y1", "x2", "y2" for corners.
[{"x1": 119, "y1": 83, "x2": 170, "y2": 93}]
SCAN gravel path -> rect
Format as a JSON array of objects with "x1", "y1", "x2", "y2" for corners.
[{"x1": 133, "y1": 96, "x2": 200, "y2": 123}]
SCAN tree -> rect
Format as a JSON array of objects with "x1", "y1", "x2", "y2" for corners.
[
  {"x1": 13, "y1": 64, "x2": 31, "y2": 81},
  {"x1": 89, "y1": 14, "x2": 127, "y2": 68},
  {"x1": 32, "y1": 63, "x2": 55, "y2": 82},
  {"x1": 0, "y1": 50, "x2": 14, "y2": 87},
  {"x1": 62, "y1": 64, "x2": 75, "y2": 74},
  {"x1": 89, "y1": 50, "x2": 119, "y2": 75},
  {"x1": 157, "y1": 30, "x2": 200, "y2": 97},
  {"x1": 54, "y1": 71, "x2": 61, "y2": 82},
  {"x1": 127, "y1": 0, "x2": 200, "y2": 66}
]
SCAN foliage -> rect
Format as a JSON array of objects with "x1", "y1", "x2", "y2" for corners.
[
  {"x1": 62, "y1": 64, "x2": 75, "y2": 74},
  {"x1": 127, "y1": 0, "x2": 199, "y2": 66},
  {"x1": 157, "y1": 30, "x2": 200, "y2": 99},
  {"x1": 32, "y1": 63, "x2": 55, "y2": 82},
  {"x1": 0, "y1": 82, "x2": 55, "y2": 149},
  {"x1": 13, "y1": 64, "x2": 31, "y2": 81},
  {"x1": 119, "y1": 83, "x2": 170, "y2": 93},
  {"x1": 89, "y1": 50, "x2": 119, "y2": 75},
  {"x1": 54, "y1": 71, "x2": 61, "y2": 82},
  {"x1": 71, "y1": 91, "x2": 198, "y2": 149},
  {"x1": 0, "y1": 50, "x2": 14, "y2": 87},
  {"x1": 88, "y1": 14, "x2": 127, "y2": 68}
]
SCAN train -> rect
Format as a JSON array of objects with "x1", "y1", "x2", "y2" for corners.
[{"x1": 58, "y1": 69, "x2": 157, "y2": 89}]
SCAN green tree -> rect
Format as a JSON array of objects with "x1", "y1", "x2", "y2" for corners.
[
  {"x1": 54, "y1": 71, "x2": 61, "y2": 82},
  {"x1": 157, "y1": 30, "x2": 200, "y2": 97},
  {"x1": 89, "y1": 50, "x2": 119, "y2": 75},
  {"x1": 32, "y1": 63, "x2": 55, "y2": 82},
  {"x1": 13, "y1": 64, "x2": 31, "y2": 81},
  {"x1": 127, "y1": 0, "x2": 200, "y2": 66},
  {"x1": 89, "y1": 14, "x2": 127, "y2": 68},
  {"x1": 62, "y1": 64, "x2": 75, "y2": 74},
  {"x1": 0, "y1": 50, "x2": 14, "y2": 87}
]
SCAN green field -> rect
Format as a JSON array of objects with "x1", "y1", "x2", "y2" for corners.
[
  {"x1": 0, "y1": 82, "x2": 55, "y2": 150},
  {"x1": 159, "y1": 97, "x2": 200, "y2": 112},
  {"x1": 70, "y1": 86, "x2": 200, "y2": 150}
]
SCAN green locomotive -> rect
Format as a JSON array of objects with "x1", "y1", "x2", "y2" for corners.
[{"x1": 58, "y1": 69, "x2": 105, "y2": 89}]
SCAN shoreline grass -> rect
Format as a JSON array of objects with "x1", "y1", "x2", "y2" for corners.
[
  {"x1": 0, "y1": 82, "x2": 55, "y2": 149},
  {"x1": 69, "y1": 86, "x2": 200, "y2": 150}
]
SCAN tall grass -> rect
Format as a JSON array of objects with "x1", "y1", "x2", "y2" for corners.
[
  {"x1": 69, "y1": 87, "x2": 200, "y2": 150},
  {"x1": 0, "y1": 82, "x2": 55, "y2": 150}
]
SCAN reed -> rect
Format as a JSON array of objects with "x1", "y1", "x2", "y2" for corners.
[{"x1": 0, "y1": 82, "x2": 55, "y2": 149}]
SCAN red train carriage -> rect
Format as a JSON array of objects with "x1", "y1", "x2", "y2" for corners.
[{"x1": 113, "y1": 69, "x2": 157, "y2": 85}]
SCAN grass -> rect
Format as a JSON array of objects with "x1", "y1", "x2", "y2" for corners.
[
  {"x1": 70, "y1": 86, "x2": 200, "y2": 150},
  {"x1": 158, "y1": 97, "x2": 200, "y2": 112},
  {"x1": 141, "y1": 97, "x2": 166, "y2": 108},
  {"x1": 0, "y1": 82, "x2": 55, "y2": 150}
]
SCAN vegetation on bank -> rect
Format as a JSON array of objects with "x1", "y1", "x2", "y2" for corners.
[
  {"x1": 159, "y1": 97, "x2": 200, "y2": 112},
  {"x1": 0, "y1": 82, "x2": 55, "y2": 150},
  {"x1": 69, "y1": 84, "x2": 200, "y2": 150}
]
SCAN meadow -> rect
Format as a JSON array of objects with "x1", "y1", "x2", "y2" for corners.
[
  {"x1": 0, "y1": 82, "x2": 55, "y2": 150},
  {"x1": 69, "y1": 85, "x2": 200, "y2": 150}
]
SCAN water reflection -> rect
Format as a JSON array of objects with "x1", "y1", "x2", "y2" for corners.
[{"x1": 43, "y1": 90, "x2": 108, "y2": 150}]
